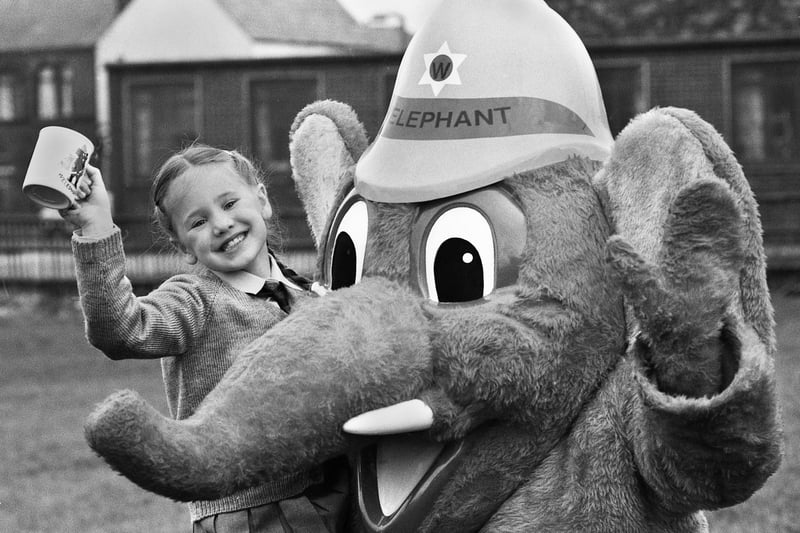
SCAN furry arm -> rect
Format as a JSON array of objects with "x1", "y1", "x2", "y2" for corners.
[
  {"x1": 607, "y1": 179, "x2": 783, "y2": 512},
  {"x1": 607, "y1": 179, "x2": 745, "y2": 398},
  {"x1": 629, "y1": 325, "x2": 782, "y2": 513}
]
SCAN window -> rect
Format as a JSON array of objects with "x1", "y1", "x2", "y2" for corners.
[
  {"x1": 383, "y1": 69, "x2": 398, "y2": 111},
  {"x1": 128, "y1": 82, "x2": 197, "y2": 182},
  {"x1": 596, "y1": 65, "x2": 648, "y2": 137},
  {"x1": 251, "y1": 78, "x2": 318, "y2": 171},
  {"x1": 732, "y1": 61, "x2": 800, "y2": 163},
  {"x1": 0, "y1": 166, "x2": 14, "y2": 212},
  {"x1": 36, "y1": 64, "x2": 74, "y2": 120},
  {"x1": 61, "y1": 65, "x2": 74, "y2": 118},
  {"x1": 37, "y1": 66, "x2": 57, "y2": 119},
  {"x1": 0, "y1": 72, "x2": 25, "y2": 121},
  {"x1": 0, "y1": 131, "x2": 16, "y2": 210}
]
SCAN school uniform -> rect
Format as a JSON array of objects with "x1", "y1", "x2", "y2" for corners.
[{"x1": 72, "y1": 228, "x2": 348, "y2": 532}]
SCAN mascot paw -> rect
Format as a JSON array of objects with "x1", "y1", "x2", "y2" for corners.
[
  {"x1": 607, "y1": 178, "x2": 745, "y2": 326},
  {"x1": 660, "y1": 178, "x2": 746, "y2": 286},
  {"x1": 606, "y1": 179, "x2": 746, "y2": 398}
]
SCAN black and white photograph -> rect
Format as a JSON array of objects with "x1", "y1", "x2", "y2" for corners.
[{"x1": 0, "y1": 1, "x2": 796, "y2": 531}]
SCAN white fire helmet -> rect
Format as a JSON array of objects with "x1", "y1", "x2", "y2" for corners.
[{"x1": 354, "y1": 0, "x2": 613, "y2": 203}]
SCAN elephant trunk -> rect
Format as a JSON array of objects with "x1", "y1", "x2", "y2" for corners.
[
  {"x1": 85, "y1": 389, "x2": 233, "y2": 501},
  {"x1": 85, "y1": 278, "x2": 434, "y2": 501}
]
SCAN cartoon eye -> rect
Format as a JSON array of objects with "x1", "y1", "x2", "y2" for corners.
[
  {"x1": 327, "y1": 198, "x2": 368, "y2": 289},
  {"x1": 412, "y1": 187, "x2": 525, "y2": 303},
  {"x1": 425, "y1": 207, "x2": 494, "y2": 303}
]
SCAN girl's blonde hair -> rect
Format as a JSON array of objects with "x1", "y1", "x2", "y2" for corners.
[{"x1": 151, "y1": 144, "x2": 281, "y2": 248}]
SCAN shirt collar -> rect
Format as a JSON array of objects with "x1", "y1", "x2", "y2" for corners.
[{"x1": 211, "y1": 254, "x2": 302, "y2": 294}]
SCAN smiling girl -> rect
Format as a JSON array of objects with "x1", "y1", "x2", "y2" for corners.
[{"x1": 60, "y1": 145, "x2": 347, "y2": 533}]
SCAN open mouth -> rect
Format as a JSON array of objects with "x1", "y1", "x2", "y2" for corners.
[
  {"x1": 220, "y1": 232, "x2": 246, "y2": 252},
  {"x1": 356, "y1": 435, "x2": 465, "y2": 532}
]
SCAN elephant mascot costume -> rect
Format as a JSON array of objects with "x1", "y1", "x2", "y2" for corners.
[{"x1": 85, "y1": 0, "x2": 782, "y2": 531}]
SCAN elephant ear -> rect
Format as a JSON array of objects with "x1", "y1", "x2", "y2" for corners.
[
  {"x1": 289, "y1": 100, "x2": 369, "y2": 250},
  {"x1": 595, "y1": 106, "x2": 774, "y2": 352}
]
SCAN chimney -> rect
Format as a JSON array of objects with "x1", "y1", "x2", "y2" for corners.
[{"x1": 366, "y1": 12, "x2": 411, "y2": 49}]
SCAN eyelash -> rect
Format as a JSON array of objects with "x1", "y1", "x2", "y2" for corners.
[{"x1": 188, "y1": 199, "x2": 238, "y2": 229}]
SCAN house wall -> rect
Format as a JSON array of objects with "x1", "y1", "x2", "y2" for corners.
[
  {"x1": 591, "y1": 40, "x2": 800, "y2": 268},
  {"x1": 105, "y1": 42, "x2": 800, "y2": 267},
  {"x1": 0, "y1": 49, "x2": 98, "y2": 213},
  {"x1": 107, "y1": 55, "x2": 399, "y2": 252}
]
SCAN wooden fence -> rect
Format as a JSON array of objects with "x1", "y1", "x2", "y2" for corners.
[
  {"x1": 6, "y1": 211, "x2": 795, "y2": 289},
  {"x1": 0, "y1": 214, "x2": 317, "y2": 287}
]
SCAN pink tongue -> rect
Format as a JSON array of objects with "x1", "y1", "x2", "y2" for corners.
[{"x1": 377, "y1": 435, "x2": 444, "y2": 516}]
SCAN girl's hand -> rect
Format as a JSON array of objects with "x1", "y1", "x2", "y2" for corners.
[{"x1": 59, "y1": 164, "x2": 115, "y2": 238}]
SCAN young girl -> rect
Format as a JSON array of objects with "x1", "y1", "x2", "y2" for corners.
[{"x1": 60, "y1": 145, "x2": 348, "y2": 533}]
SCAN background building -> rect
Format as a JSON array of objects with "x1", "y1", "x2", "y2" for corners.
[
  {"x1": 2, "y1": 0, "x2": 800, "y2": 285},
  {"x1": 0, "y1": 0, "x2": 123, "y2": 214},
  {"x1": 97, "y1": 0, "x2": 407, "y2": 263},
  {"x1": 553, "y1": 0, "x2": 800, "y2": 269},
  {"x1": 0, "y1": 0, "x2": 406, "y2": 282}
]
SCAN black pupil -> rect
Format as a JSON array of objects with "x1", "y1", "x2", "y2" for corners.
[
  {"x1": 331, "y1": 232, "x2": 357, "y2": 289},
  {"x1": 434, "y1": 238, "x2": 483, "y2": 302}
]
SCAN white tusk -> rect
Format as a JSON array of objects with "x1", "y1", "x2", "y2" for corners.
[{"x1": 343, "y1": 399, "x2": 434, "y2": 435}]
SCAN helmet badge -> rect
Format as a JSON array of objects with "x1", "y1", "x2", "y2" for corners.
[{"x1": 419, "y1": 42, "x2": 467, "y2": 96}]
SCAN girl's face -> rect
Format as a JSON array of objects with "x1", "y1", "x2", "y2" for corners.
[{"x1": 163, "y1": 162, "x2": 273, "y2": 277}]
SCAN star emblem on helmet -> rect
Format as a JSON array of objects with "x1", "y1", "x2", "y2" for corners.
[{"x1": 419, "y1": 42, "x2": 467, "y2": 97}]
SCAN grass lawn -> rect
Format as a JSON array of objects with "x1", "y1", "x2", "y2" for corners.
[
  {"x1": 706, "y1": 287, "x2": 800, "y2": 533},
  {"x1": 0, "y1": 291, "x2": 185, "y2": 532},
  {"x1": 0, "y1": 287, "x2": 797, "y2": 532}
]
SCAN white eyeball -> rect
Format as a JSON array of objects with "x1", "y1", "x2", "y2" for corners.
[
  {"x1": 327, "y1": 198, "x2": 368, "y2": 289},
  {"x1": 424, "y1": 206, "x2": 494, "y2": 303}
]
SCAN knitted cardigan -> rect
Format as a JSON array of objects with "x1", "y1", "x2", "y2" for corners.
[{"x1": 72, "y1": 228, "x2": 320, "y2": 521}]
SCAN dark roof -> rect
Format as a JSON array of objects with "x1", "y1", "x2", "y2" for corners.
[
  {"x1": 3, "y1": 0, "x2": 794, "y2": 56},
  {"x1": 549, "y1": 0, "x2": 800, "y2": 45},
  {"x1": 0, "y1": 0, "x2": 406, "y2": 55},
  {"x1": 0, "y1": 0, "x2": 119, "y2": 52},
  {"x1": 218, "y1": 0, "x2": 408, "y2": 52}
]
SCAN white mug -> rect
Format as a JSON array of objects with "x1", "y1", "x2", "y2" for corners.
[{"x1": 23, "y1": 126, "x2": 95, "y2": 209}]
